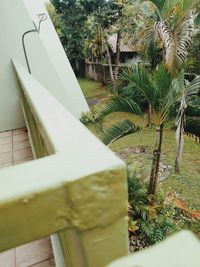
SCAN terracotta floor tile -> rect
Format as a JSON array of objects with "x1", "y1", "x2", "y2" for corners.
[
  {"x1": 0, "y1": 152, "x2": 12, "y2": 164},
  {"x1": 0, "y1": 131, "x2": 12, "y2": 138},
  {"x1": 0, "y1": 161, "x2": 13, "y2": 169},
  {"x1": 0, "y1": 143, "x2": 12, "y2": 153},
  {"x1": 13, "y1": 140, "x2": 31, "y2": 151},
  {"x1": 13, "y1": 148, "x2": 33, "y2": 161},
  {"x1": 0, "y1": 136, "x2": 12, "y2": 145},
  {"x1": 16, "y1": 238, "x2": 54, "y2": 267},
  {"x1": 0, "y1": 249, "x2": 15, "y2": 267},
  {"x1": 14, "y1": 157, "x2": 33, "y2": 165},
  {"x1": 0, "y1": 129, "x2": 54, "y2": 267},
  {"x1": 13, "y1": 128, "x2": 28, "y2": 136},
  {"x1": 30, "y1": 257, "x2": 55, "y2": 267},
  {"x1": 13, "y1": 133, "x2": 29, "y2": 143}
]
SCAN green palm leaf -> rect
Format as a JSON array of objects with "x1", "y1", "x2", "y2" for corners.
[
  {"x1": 101, "y1": 120, "x2": 139, "y2": 146},
  {"x1": 98, "y1": 97, "x2": 142, "y2": 120},
  {"x1": 152, "y1": 63, "x2": 172, "y2": 99},
  {"x1": 186, "y1": 103, "x2": 200, "y2": 117},
  {"x1": 119, "y1": 64, "x2": 155, "y2": 105},
  {"x1": 185, "y1": 116, "x2": 200, "y2": 137},
  {"x1": 158, "y1": 10, "x2": 197, "y2": 74},
  {"x1": 150, "y1": 0, "x2": 166, "y2": 12},
  {"x1": 120, "y1": 64, "x2": 182, "y2": 124},
  {"x1": 185, "y1": 77, "x2": 200, "y2": 101},
  {"x1": 139, "y1": 0, "x2": 199, "y2": 74}
]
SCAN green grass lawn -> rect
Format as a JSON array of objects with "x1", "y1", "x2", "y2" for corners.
[
  {"x1": 78, "y1": 78, "x2": 109, "y2": 100},
  {"x1": 78, "y1": 78, "x2": 200, "y2": 209}
]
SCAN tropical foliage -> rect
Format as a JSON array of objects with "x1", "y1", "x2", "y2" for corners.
[
  {"x1": 128, "y1": 171, "x2": 198, "y2": 251},
  {"x1": 185, "y1": 98, "x2": 200, "y2": 138},
  {"x1": 98, "y1": 63, "x2": 200, "y2": 194},
  {"x1": 76, "y1": 0, "x2": 200, "y2": 251},
  {"x1": 96, "y1": 0, "x2": 200, "y2": 179},
  {"x1": 138, "y1": 0, "x2": 200, "y2": 74}
]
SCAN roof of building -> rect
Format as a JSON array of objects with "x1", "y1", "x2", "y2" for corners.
[{"x1": 108, "y1": 33, "x2": 142, "y2": 53}]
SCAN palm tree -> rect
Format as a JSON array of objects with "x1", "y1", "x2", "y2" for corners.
[
  {"x1": 184, "y1": 98, "x2": 200, "y2": 141},
  {"x1": 138, "y1": 0, "x2": 199, "y2": 74},
  {"x1": 175, "y1": 77, "x2": 200, "y2": 173},
  {"x1": 138, "y1": 0, "x2": 200, "y2": 172},
  {"x1": 98, "y1": 64, "x2": 200, "y2": 195},
  {"x1": 94, "y1": 0, "x2": 200, "y2": 195},
  {"x1": 99, "y1": 65, "x2": 200, "y2": 194}
]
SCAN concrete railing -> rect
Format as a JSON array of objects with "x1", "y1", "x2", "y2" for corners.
[
  {"x1": 0, "y1": 59, "x2": 128, "y2": 267},
  {"x1": 108, "y1": 230, "x2": 200, "y2": 267},
  {"x1": 1, "y1": 60, "x2": 199, "y2": 267}
]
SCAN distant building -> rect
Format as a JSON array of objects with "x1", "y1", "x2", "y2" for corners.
[{"x1": 108, "y1": 33, "x2": 142, "y2": 65}]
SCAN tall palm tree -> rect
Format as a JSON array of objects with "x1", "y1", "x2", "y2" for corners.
[
  {"x1": 139, "y1": 0, "x2": 200, "y2": 74},
  {"x1": 95, "y1": 0, "x2": 200, "y2": 194},
  {"x1": 138, "y1": 0, "x2": 200, "y2": 171},
  {"x1": 184, "y1": 98, "x2": 200, "y2": 140},
  {"x1": 175, "y1": 77, "x2": 200, "y2": 173},
  {"x1": 98, "y1": 64, "x2": 200, "y2": 195}
]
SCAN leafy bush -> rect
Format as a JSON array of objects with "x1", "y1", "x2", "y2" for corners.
[
  {"x1": 80, "y1": 112, "x2": 95, "y2": 125},
  {"x1": 119, "y1": 83, "x2": 147, "y2": 111},
  {"x1": 127, "y1": 171, "x2": 197, "y2": 252},
  {"x1": 80, "y1": 107, "x2": 99, "y2": 125}
]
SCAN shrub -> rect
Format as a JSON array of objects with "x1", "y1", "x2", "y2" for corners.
[
  {"x1": 120, "y1": 84, "x2": 147, "y2": 111},
  {"x1": 80, "y1": 106, "x2": 99, "y2": 125},
  {"x1": 127, "y1": 171, "x2": 192, "y2": 252}
]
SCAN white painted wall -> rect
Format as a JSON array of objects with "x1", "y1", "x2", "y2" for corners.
[
  {"x1": 23, "y1": 0, "x2": 89, "y2": 117},
  {"x1": 0, "y1": 0, "x2": 89, "y2": 132}
]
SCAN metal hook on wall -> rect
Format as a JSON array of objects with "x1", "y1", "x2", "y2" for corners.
[{"x1": 22, "y1": 13, "x2": 47, "y2": 74}]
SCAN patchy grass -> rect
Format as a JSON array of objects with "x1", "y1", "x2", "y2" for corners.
[
  {"x1": 78, "y1": 78, "x2": 109, "y2": 100},
  {"x1": 79, "y1": 78, "x2": 200, "y2": 209},
  {"x1": 110, "y1": 127, "x2": 200, "y2": 209}
]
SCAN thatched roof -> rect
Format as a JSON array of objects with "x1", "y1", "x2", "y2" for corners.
[{"x1": 108, "y1": 33, "x2": 142, "y2": 53}]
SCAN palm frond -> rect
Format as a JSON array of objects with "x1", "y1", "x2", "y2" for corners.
[
  {"x1": 186, "y1": 98, "x2": 200, "y2": 116},
  {"x1": 144, "y1": 22, "x2": 158, "y2": 44},
  {"x1": 185, "y1": 116, "x2": 200, "y2": 137},
  {"x1": 157, "y1": 68, "x2": 184, "y2": 123},
  {"x1": 140, "y1": 1, "x2": 161, "y2": 21},
  {"x1": 182, "y1": 0, "x2": 200, "y2": 13},
  {"x1": 101, "y1": 120, "x2": 139, "y2": 146},
  {"x1": 185, "y1": 76, "x2": 200, "y2": 101},
  {"x1": 120, "y1": 64, "x2": 184, "y2": 124},
  {"x1": 153, "y1": 64, "x2": 172, "y2": 99},
  {"x1": 98, "y1": 97, "x2": 142, "y2": 120},
  {"x1": 119, "y1": 64, "x2": 155, "y2": 105},
  {"x1": 158, "y1": 10, "x2": 197, "y2": 74},
  {"x1": 150, "y1": 0, "x2": 166, "y2": 12}
]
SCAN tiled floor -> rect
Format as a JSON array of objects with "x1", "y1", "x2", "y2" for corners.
[{"x1": 0, "y1": 128, "x2": 55, "y2": 267}]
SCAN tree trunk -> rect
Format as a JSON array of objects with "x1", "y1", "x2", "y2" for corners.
[
  {"x1": 104, "y1": 30, "x2": 115, "y2": 85},
  {"x1": 106, "y1": 43, "x2": 115, "y2": 84},
  {"x1": 175, "y1": 95, "x2": 187, "y2": 174},
  {"x1": 175, "y1": 114, "x2": 184, "y2": 174},
  {"x1": 100, "y1": 28, "x2": 103, "y2": 65},
  {"x1": 146, "y1": 104, "x2": 152, "y2": 127},
  {"x1": 148, "y1": 124, "x2": 164, "y2": 195},
  {"x1": 113, "y1": 31, "x2": 121, "y2": 95},
  {"x1": 115, "y1": 30, "x2": 121, "y2": 81}
]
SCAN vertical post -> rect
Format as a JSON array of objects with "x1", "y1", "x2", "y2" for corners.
[
  {"x1": 58, "y1": 169, "x2": 128, "y2": 267},
  {"x1": 19, "y1": 78, "x2": 128, "y2": 267}
]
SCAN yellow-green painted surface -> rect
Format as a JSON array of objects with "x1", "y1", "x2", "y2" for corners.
[
  {"x1": 0, "y1": 60, "x2": 128, "y2": 267},
  {"x1": 108, "y1": 231, "x2": 200, "y2": 267}
]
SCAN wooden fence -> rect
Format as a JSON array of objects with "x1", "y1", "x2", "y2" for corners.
[{"x1": 85, "y1": 61, "x2": 128, "y2": 84}]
